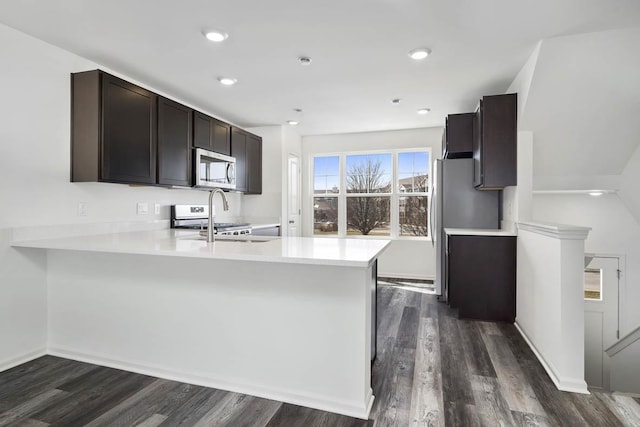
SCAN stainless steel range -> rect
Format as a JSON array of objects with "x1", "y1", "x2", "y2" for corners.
[{"x1": 170, "y1": 205, "x2": 252, "y2": 236}]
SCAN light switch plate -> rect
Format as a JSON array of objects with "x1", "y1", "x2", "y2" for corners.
[
  {"x1": 78, "y1": 202, "x2": 88, "y2": 216},
  {"x1": 137, "y1": 202, "x2": 149, "y2": 215},
  {"x1": 154, "y1": 203, "x2": 160, "y2": 215}
]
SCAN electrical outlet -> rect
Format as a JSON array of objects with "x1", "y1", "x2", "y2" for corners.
[
  {"x1": 137, "y1": 202, "x2": 149, "y2": 215},
  {"x1": 154, "y1": 203, "x2": 160, "y2": 215},
  {"x1": 78, "y1": 202, "x2": 88, "y2": 216}
]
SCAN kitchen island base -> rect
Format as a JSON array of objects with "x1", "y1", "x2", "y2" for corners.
[{"x1": 45, "y1": 250, "x2": 376, "y2": 419}]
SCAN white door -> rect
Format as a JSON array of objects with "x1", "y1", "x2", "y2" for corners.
[
  {"x1": 584, "y1": 256, "x2": 619, "y2": 389},
  {"x1": 287, "y1": 154, "x2": 301, "y2": 237}
]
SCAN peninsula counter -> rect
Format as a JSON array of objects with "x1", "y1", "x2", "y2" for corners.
[{"x1": 12, "y1": 230, "x2": 389, "y2": 419}]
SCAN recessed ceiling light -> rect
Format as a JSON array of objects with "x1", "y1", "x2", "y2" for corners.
[
  {"x1": 298, "y1": 56, "x2": 312, "y2": 66},
  {"x1": 417, "y1": 108, "x2": 431, "y2": 115},
  {"x1": 204, "y1": 30, "x2": 228, "y2": 42},
  {"x1": 287, "y1": 120, "x2": 299, "y2": 125},
  {"x1": 217, "y1": 77, "x2": 237, "y2": 86},
  {"x1": 391, "y1": 98, "x2": 401, "y2": 104},
  {"x1": 588, "y1": 191, "x2": 604, "y2": 197},
  {"x1": 408, "y1": 48, "x2": 431, "y2": 60}
]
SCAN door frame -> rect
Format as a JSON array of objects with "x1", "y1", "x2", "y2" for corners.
[
  {"x1": 286, "y1": 152, "x2": 301, "y2": 237},
  {"x1": 584, "y1": 253, "x2": 625, "y2": 390}
]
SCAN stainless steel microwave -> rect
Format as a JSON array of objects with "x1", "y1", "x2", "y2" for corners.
[{"x1": 194, "y1": 148, "x2": 236, "y2": 190}]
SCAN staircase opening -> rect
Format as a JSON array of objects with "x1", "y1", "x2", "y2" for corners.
[{"x1": 584, "y1": 255, "x2": 621, "y2": 390}]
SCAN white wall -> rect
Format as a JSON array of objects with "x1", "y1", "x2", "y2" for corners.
[
  {"x1": 620, "y1": 143, "x2": 640, "y2": 225},
  {"x1": 533, "y1": 194, "x2": 640, "y2": 334},
  {"x1": 0, "y1": 23, "x2": 246, "y2": 366},
  {"x1": 244, "y1": 125, "x2": 302, "y2": 236},
  {"x1": 302, "y1": 127, "x2": 443, "y2": 279}
]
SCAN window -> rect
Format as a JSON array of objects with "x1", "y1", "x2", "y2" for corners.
[
  {"x1": 313, "y1": 156, "x2": 339, "y2": 235},
  {"x1": 312, "y1": 149, "x2": 431, "y2": 238},
  {"x1": 584, "y1": 268, "x2": 602, "y2": 300},
  {"x1": 346, "y1": 154, "x2": 392, "y2": 236}
]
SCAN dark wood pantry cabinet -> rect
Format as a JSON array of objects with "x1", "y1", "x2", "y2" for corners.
[
  {"x1": 72, "y1": 70, "x2": 157, "y2": 184},
  {"x1": 157, "y1": 96, "x2": 192, "y2": 187},
  {"x1": 231, "y1": 127, "x2": 262, "y2": 194},
  {"x1": 193, "y1": 111, "x2": 231, "y2": 155},
  {"x1": 443, "y1": 113, "x2": 474, "y2": 158},
  {"x1": 473, "y1": 93, "x2": 517, "y2": 189}
]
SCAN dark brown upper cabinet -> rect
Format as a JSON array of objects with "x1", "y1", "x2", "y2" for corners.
[
  {"x1": 246, "y1": 133, "x2": 262, "y2": 195},
  {"x1": 157, "y1": 96, "x2": 193, "y2": 187},
  {"x1": 72, "y1": 70, "x2": 157, "y2": 184},
  {"x1": 193, "y1": 111, "x2": 231, "y2": 155},
  {"x1": 473, "y1": 93, "x2": 517, "y2": 189},
  {"x1": 231, "y1": 127, "x2": 262, "y2": 194},
  {"x1": 443, "y1": 113, "x2": 474, "y2": 159}
]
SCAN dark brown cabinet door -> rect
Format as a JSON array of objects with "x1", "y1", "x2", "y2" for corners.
[
  {"x1": 246, "y1": 133, "x2": 262, "y2": 194},
  {"x1": 473, "y1": 93, "x2": 517, "y2": 189},
  {"x1": 444, "y1": 113, "x2": 474, "y2": 158},
  {"x1": 101, "y1": 74, "x2": 157, "y2": 184},
  {"x1": 193, "y1": 111, "x2": 230, "y2": 155},
  {"x1": 212, "y1": 118, "x2": 231, "y2": 155},
  {"x1": 231, "y1": 127, "x2": 248, "y2": 192},
  {"x1": 231, "y1": 127, "x2": 262, "y2": 194},
  {"x1": 157, "y1": 97, "x2": 192, "y2": 187},
  {"x1": 447, "y1": 235, "x2": 516, "y2": 322}
]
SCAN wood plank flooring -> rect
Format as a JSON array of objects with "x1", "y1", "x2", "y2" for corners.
[{"x1": 1, "y1": 284, "x2": 639, "y2": 426}]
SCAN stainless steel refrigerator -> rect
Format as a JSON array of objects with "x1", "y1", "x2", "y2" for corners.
[{"x1": 431, "y1": 158, "x2": 500, "y2": 301}]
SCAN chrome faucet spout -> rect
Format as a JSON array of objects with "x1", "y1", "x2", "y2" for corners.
[{"x1": 207, "y1": 188, "x2": 229, "y2": 243}]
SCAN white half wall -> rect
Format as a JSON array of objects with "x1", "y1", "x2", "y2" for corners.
[
  {"x1": 516, "y1": 222, "x2": 590, "y2": 393},
  {"x1": 302, "y1": 127, "x2": 442, "y2": 279}
]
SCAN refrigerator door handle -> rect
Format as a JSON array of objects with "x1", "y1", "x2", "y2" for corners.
[{"x1": 430, "y1": 184, "x2": 435, "y2": 248}]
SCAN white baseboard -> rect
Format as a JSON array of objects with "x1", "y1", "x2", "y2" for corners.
[
  {"x1": 48, "y1": 346, "x2": 373, "y2": 419},
  {"x1": 514, "y1": 322, "x2": 589, "y2": 394},
  {"x1": 0, "y1": 348, "x2": 46, "y2": 373}
]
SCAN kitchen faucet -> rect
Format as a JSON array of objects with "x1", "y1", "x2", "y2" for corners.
[{"x1": 207, "y1": 188, "x2": 229, "y2": 243}]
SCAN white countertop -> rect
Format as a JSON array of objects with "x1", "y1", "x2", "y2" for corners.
[
  {"x1": 444, "y1": 228, "x2": 517, "y2": 237},
  {"x1": 11, "y1": 230, "x2": 389, "y2": 268}
]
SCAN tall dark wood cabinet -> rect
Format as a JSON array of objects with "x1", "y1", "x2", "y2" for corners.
[
  {"x1": 193, "y1": 111, "x2": 231, "y2": 155},
  {"x1": 473, "y1": 93, "x2": 517, "y2": 189},
  {"x1": 72, "y1": 70, "x2": 157, "y2": 184},
  {"x1": 246, "y1": 133, "x2": 262, "y2": 194},
  {"x1": 157, "y1": 97, "x2": 192, "y2": 187},
  {"x1": 231, "y1": 127, "x2": 262, "y2": 194},
  {"x1": 443, "y1": 113, "x2": 474, "y2": 158},
  {"x1": 231, "y1": 127, "x2": 248, "y2": 192},
  {"x1": 447, "y1": 234, "x2": 516, "y2": 322}
]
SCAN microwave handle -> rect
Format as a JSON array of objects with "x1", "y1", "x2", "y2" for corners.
[{"x1": 226, "y1": 163, "x2": 235, "y2": 184}]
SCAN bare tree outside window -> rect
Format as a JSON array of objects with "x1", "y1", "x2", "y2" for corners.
[{"x1": 346, "y1": 157, "x2": 391, "y2": 235}]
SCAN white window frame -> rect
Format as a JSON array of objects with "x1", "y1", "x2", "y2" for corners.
[{"x1": 310, "y1": 148, "x2": 431, "y2": 240}]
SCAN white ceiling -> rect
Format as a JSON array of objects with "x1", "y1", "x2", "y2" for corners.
[{"x1": 1, "y1": 0, "x2": 639, "y2": 136}]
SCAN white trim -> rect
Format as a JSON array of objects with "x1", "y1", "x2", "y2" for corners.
[
  {"x1": 514, "y1": 322, "x2": 589, "y2": 394},
  {"x1": 517, "y1": 221, "x2": 591, "y2": 240},
  {"x1": 48, "y1": 346, "x2": 374, "y2": 420},
  {"x1": 0, "y1": 348, "x2": 47, "y2": 373},
  {"x1": 606, "y1": 326, "x2": 640, "y2": 357}
]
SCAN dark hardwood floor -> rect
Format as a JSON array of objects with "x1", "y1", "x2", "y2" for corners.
[{"x1": 1, "y1": 285, "x2": 639, "y2": 426}]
